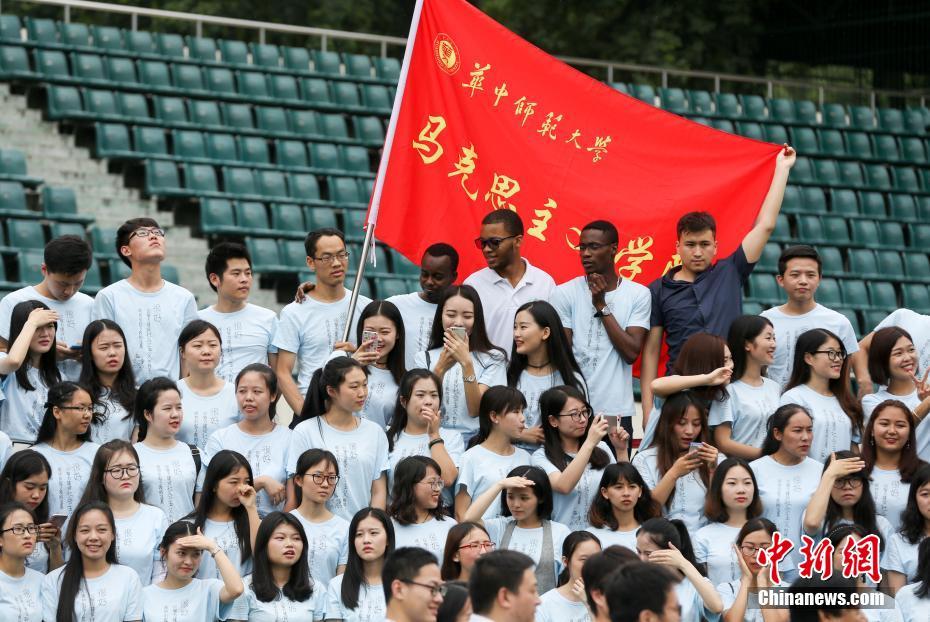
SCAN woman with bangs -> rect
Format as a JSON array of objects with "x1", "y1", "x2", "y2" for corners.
[
  {"x1": 0, "y1": 450, "x2": 61, "y2": 573},
  {"x1": 79, "y1": 319, "x2": 137, "y2": 443},
  {"x1": 439, "y1": 521, "x2": 494, "y2": 582},
  {"x1": 0, "y1": 502, "x2": 44, "y2": 622},
  {"x1": 585, "y1": 462, "x2": 661, "y2": 550},
  {"x1": 717, "y1": 517, "x2": 779, "y2": 622},
  {"x1": 632, "y1": 391, "x2": 720, "y2": 532},
  {"x1": 694, "y1": 457, "x2": 763, "y2": 586},
  {"x1": 388, "y1": 455, "x2": 456, "y2": 563},
  {"x1": 350, "y1": 300, "x2": 406, "y2": 428},
  {"x1": 532, "y1": 385, "x2": 628, "y2": 531},
  {"x1": 779, "y1": 328, "x2": 863, "y2": 463},
  {"x1": 861, "y1": 399, "x2": 925, "y2": 531}
]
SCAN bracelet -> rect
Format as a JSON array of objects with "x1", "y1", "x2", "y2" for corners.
[
  {"x1": 210, "y1": 548, "x2": 222, "y2": 557},
  {"x1": 428, "y1": 438, "x2": 445, "y2": 449}
]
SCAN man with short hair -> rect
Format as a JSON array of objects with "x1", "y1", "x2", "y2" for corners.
[
  {"x1": 198, "y1": 241, "x2": 279, "y2": 383},
  {"x1": 0, "y1": 234, "x2": 94, "y2": 380},
  {"x1": 582, "y1": 545, "x2": 640, "y2": 622},
  {"x1": 604, "y1": 561, "x2": 681, "y2": 622},
  {"x1": 273, "y1": 228, "x2": 372, "y2": 413},
  {"x1": 387, "y1": 243, "x2": 459, "y2": 370},
  {"x1": 553, "y1": 220, "x2": 651, "y2": 435},
  {"x1": 761, "y1": 244, "x2": 858, "y2": 389},
  {"x1": 464, "y1": 210, "x2": 556, "y2": 352},
  {"x1": 788, "y1": 575, "x2": 866, "y2": 622},
  {"x1": 641, "y1": 147, "x2": 796, "y2": 410},
  {"x1": 383, "y1": 547, "x2": 445, "y2": 622},
  {"x1": 469, "y1": 550, "x2": 540, "y2": 622},
  {"x1": 93, "y1": 218, "x2": 198, "y2": 382}
]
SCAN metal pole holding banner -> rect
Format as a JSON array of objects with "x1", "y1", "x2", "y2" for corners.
[{"x1": 340, "y1": 0, "x2": 425, "y2": 342}]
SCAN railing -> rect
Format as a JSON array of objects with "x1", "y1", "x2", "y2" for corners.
[{"x1": 4, "y1": 0, "x2": 927, "y2": 108}]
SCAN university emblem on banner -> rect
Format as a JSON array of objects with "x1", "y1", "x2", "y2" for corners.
[{"x1": 434, "y1": 33, "x2": 460, "y2": 74}]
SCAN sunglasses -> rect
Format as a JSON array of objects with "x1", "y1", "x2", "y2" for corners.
[{"x1": 473, "y1": 235, "x2": 517, "y2": 250}]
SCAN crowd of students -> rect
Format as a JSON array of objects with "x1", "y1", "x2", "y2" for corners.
[{"x1": 0, "y1": 142, "x2": 918, "y2": 622}]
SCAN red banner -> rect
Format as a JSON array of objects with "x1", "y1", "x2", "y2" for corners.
[{"x1": 369, "y1": 0, "x2": 782, "y2": 285}]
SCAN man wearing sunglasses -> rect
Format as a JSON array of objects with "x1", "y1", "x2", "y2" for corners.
[
  {"x1": 93, "y1": 217, "x2": 198, "y2": 382},
  {"x1": 383, "y1": 547, "x2": 445, "y2": 622},
  {"x1": 464, "y1": 210, "x2": 555, "y2": 351}
]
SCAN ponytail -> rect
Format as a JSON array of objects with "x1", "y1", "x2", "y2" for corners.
[
  {"x1": 467, "y1": 386, "x2": 526, "y2": 448},
  {"x1": 292, "y1": 357, "x2": 368, "y2": 429},
  {"x1": 638, "y1": 517, "x2": 703, "y2": 577},
  {"x1": 760, "y1": 404, "x2": 811, "y2": 456}
]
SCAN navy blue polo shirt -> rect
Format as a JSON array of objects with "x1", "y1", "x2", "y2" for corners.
[{"x1": 648, "y1": 245, "x2": 755, "y2": 372}]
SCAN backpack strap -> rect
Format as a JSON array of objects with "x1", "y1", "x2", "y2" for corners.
[{"x1": 187, "y1": 443, "x2": 201, "y2": 478}]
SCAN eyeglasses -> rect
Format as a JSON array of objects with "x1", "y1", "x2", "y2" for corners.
[
  {"x1": 578, "y1": 242, "x2": 611, "y2": 252},
  {"x1": 1, "y1": 523, "x2": 39, "y2": 536},
  {"x1": 833, "y1": 477, "x2": 863, "y2": 490},
  {"x1": 128, "y1": 227, "x2": 165, "y2": 240},
  {"x1": 58, "y1": 405, "x2": 94, "y2": 414},
  {"x1": 473, "y1": 235, "x2": 517, "y2": 250},
  {"x1": 813, "y1": 349, "x2": 847, "y2": 361},
  {"x1": 402, "y1": 580, "x2": 447, "y2": 598},
  {"x1": 310, "y1": 473, "x2": 340, "y2": 485},
  {"x1": 739, "y1": 544, "x2": 770, "y2": 556},
  {"x1": 458, "y1": 540, "x2": 495, "y2": 552},
  {"x1": 417, "y1": 479, "x2": 444, "y2": 491},
  {"x1": 105, "y1": 465, "x2": 140, "y2": 479},
  {"x1": 556, "y1": 408, "x2": 591, "y2": 422},
  {"x1": 313, "y1": 251, "x2": 350, "y2": 265}
]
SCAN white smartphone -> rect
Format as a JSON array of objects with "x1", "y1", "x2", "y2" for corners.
[
  {"x1": 362, "y1": 329, "x2": 378, "y2": 352},
  {"x1": 450, "y1": 326, "x2": 467, "y2": 341}
]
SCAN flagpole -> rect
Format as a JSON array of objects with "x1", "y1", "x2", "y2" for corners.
[{"x1": 341, "y1": 0, "x2": 426, "y2": 342}]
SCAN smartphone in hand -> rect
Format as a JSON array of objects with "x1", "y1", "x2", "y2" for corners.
[
  {"x1": 450, "y1": 326, "x2": 467, "y2": 341},
  {"x1": 362, "y1": 330, "x2": 378, "y2": 353}
]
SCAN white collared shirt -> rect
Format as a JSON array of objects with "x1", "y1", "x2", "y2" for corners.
[{"x1": 464, "y1": 258, "x2": 556, "y2": 352}]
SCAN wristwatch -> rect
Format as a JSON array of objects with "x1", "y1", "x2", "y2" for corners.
[
  {"x1": 463, "y1": 374, "x2": 477, "y2": 383},
  {"x1": 594, "y1": 304, "x2": 612, "y2": 318}
]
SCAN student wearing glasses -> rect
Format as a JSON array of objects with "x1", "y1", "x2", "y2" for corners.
[
  {"x1": 439, "y1": 521, "x2": 494, "y2": 582},
  {"x1": 0, "y1": 502, "x2": 44, "y2": 622},
  {"x1": 388, "y1": 456, "x2": 457, "y2": 564},
  {"x1": 93, "y1": 218, "x2": 198, "y2": 382},
  {"x1": 463, "y1": 210, "x2": 556, "y2": 352},
  {"x1": 778, "y1": 328, "x2": 863, "y2": 463},
  {"x1": 274, "y1": 228, "x2": 372, "y2": 414},
  {"x1": 382, "y1": 547, "x2": 446, "y2": 622}
]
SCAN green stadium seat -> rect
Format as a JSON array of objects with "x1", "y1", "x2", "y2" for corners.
[
  {"x1": 255, "y1": 106, "x2": 288, "y2": 133},
  {"x1": 923, "y1": 169, "x2": 930, "y2": 192},
  {"x1": 288, "y1": 110, "x2": 319, "y2": 136},
  {"x1": 715, "y1": 93, "x2": 740, "y2": 117},
  {"x1": 91, "y1": 26, "x2": 123, "y2": 51},
  {"x1": 206, "y1": 133, "x2": 238, "y2": 162},
  {"x1": 877, "y1": 108, "x2": 905, "y2": 133},
  {"x1": 850, "y1": 219, "x2": 880, "y2": 248},
  {"x1": 313, "y1": 50, "x2": 342, "y2": 75},
  {"x1": 838, "y1": 161, "x2": 864, "y2": 188},
  {"x1": 768, "y1": 98, "x2": 795, "y2": 123},
  {"x1": 912, "y1": 225, "x2": 930, "y2": 249},
  {"x1": 830, "y1": 189, "x2": 859, "y2": 215},
  {"x1": 71, "y1": 53, "x2": 106, "y2": 83},
  {"x1": 145, "y1": 160, "x2": 182, "y2": 194},
  {"x1": 132, "y1": 126, "x2": 168, "y2": 157},
  {"x1": 763, "y1": 124, "x2": 788, "y2": 145},
  {"x1": 902, "y1": 283, "x2": 930, "y2": 312},
  {"x1": 920, "y1": 197, "x2": 930, "y2": 220},
  {"x1": 172, "y1": 129, "x2": 207, "y2": 160},
  {"x1": 900, "y1": 137, "x2": 927, "y2": 163},
  {"x1": 256, "y1": 170, "x2": 288, "y2": 198},
  {"x1": 89, "y1": 227, "x2": 116, "y2": 259},
  {"x1": 26, "y1": 18, "x2": 58, "y2": 44},
  {"x1": 160, "y1": 265, "x2": 180, "y2": 285},
  {"x1": 245, "y1": 237, "x2": 284, "y2": 273},
  {"x1": 344, "y1": 53, "x2": 373, "y2": 78},
  {"x1": 879, "y1": 222, "x2": 906, "y2": 248},
  {"x1": 801, "y1": 187, "x2": 827, "y2": 213},
  {"x1": 740, "y1": 95, "x2": 766, "y2": 121},
  {"x1": 341, "y1": 146, "x2": 370, "y2": 173},
  {"x1": 872, "y1": 134, "x2": 900, "y2": 162},
  {"x1": 306, "y1": 206, "x2": 338, "y2": 230},
  {"x1": 813, "y1": 159, "x2": 839, "y2": 185},
  {"x1": 817, "y1": 129, "x2": 845, "y2": 156},
  {"x1": 822, "y1": 103, "x2": 847, "y2": 127},
  {"x1": 139, "y1": 60, "x2": 172, "y2": 89},
  {"x1": 238, "y1": 136, "x2": 269, "y2": 164},
  {"x1": 876, "y1": 250, "x2": 905, "y2": 279},
  {"x1": 849, "y1": 106, "x2": 875, "y2": 130},
  {"x1": 817, "y1": 278, "x2": 842, "y2": 306},
  {"x1": 631, "y1": 84, "x2": 656, "y2": 104},
  {"x1": 331, "y1": 82, "x2": 361, "y2": 109},
  {"x1": 360, "y1": 84, "x2": 391, "y2": 111},
  {"x1": 848, "y1": 249, "x2": 878, "y2": 278},
  {"x1": 796, "y1": 215, "x2": 824, "y2": 243},
  {"x1": 781, "y1": 185, "x2": 803, "y2": 213},
  {"x1": 374, "y1": 57, "x2": 400, "y2": 81},
  {"x1": 171, "y1": 63, "x2": 205, "y2": 93},
  {"x1": 8, "y1": 219, "x2": 45, "y2": 249},
  {"x1": 235, "y1": 202, "x2": 270, "y2": 232},
  {"x1": 863, "y1": 164, "x2": 891, "y2": 190},
  {"x1": 845, "y1": 132, "x2": 872, "y2": 159},
  {"x1": 344, "y1": 209, "x2": 367, "y2": 240},
  {"x1": 49, "y1": 221, "x2": 85, "y2": 240},
  {"x1": 905, "y1": 109, "x2": 927, "y2": 135},
  {"x1": 43, "y1": 186, "x2": 90, "y2": 222},
  {"x1": 0, "y1": 181, "x2": 30, "y2": 216},
  {"x1": 237, "y1": 71, "x2": 269, "y2": 99},
  {"x1": 840, "y1": 279, "x2": 870, "y2": 310},
  {"x1": 904, "y1": 253, "x2": 930, "y2": 283},
  {"x1": 106, "y1": 57, "x2": 137, "y2": 84},
  {"x1": 795, "y1": 100, "x2": 818, "y2": 125},
  {"x1": 47, "y1": 85, "x2": 83, "y2": 119},
  {"x1": 283, "y1": 47, "x2": 311, "y2": 71},
  {"x1": 0, "y1": 15, "x2": 21, "y2": 42},
  {"x1": 81, "y1": 260, "x2": 102, "y2": 292},
  {"x1": 822, "y1": 216, "x2": 851, "y2": 244},
  {"x1": 330, "y1": 176, "x2": 364, "y2": 206},
  {"x1": 687, "y1": 90, "x2": 714, "y2": 115},
  {"x1": 269, "y1": 74, "x2": 299, "y2": 101},
  {"x1": 288, "y1": 173, "x2": 321, "y2": 201},
  {"x1": 659, "y1": 88, "x2": 687, "y2": 113},
  {"x1": 35, "y1": 49, "x2": 68, "y2": 78},
  {"x1": 156, "y1": 33, "x2": 185, "y2": 58},
  {"x1": 353, "y1": 116, "x2": 383, "y2": 143},
  {"x1": 747, "y1": 273, "x2": 780, "y2": 305},
  {"x1": 857, "y1": 191, "x2": 885, "y2": 217},
  {"x1": 279, "y1": 239, "x2": 307, "y2": 267},
  {"x1": 789, "y1": 127, "x2": 818, "y2": 154},
  {"x1": 738, "y1": 122, "x2": 764, "y2": 141},
  {"x1": 0, "y1": 46, "x2": 34, "y2": 80},
  {"x1": 711, "y1": 119, "x2": 734, "y2": 133},
  {"x1": 391, "y1": 251, "x2": 420, "y2": 277},
  {"x1": 205, "y1": 67, "x2": 235, "y2": 94},
  {"x1": 251, "y1": 43, "x2": 280, "y2": 68},
  {"x1": 125, "y1": 30, "x2": 156, "y2": 55},
  {"x1": 756, "y1": 243, "x2": 781, "y2": 274},
  {"x1": 223, "y1": 167, "x2": 257, "y2": 195},
  {"x1": 117, "y1": 93, "x2": 149, "y2": 120},
  {"x1": 271, "y1": 203, "x2": 305, "y2": 233},
  {"x1": 359, "y1": 178, "x2": 373, "y2": 199},
  {"x1": 771, "y1": 214, "x2": 791, "y2": 242},
  {"x1": 309, "y1": 143, "x2": 340, "y2": 170},
  {"x1": 84, "y1": 89, "x2": 118, "y2": 117},
  {"x1": 274, "y1": 140, "x2": 308, "y2": 168},
  {"x1": 108, "y1": 258, "x2": 131, "y2": 281},
  {"x1": 184, "y1": 163, "x2": 218, "y2": 193},
  {"x1": 190, "y1": 100, "x2": 222, "y2": 127},
  {"x1": 18, "y1": 250, "x2": 46, "y2": 283},
  {"x1": 790, "y1": 157, "x2": 813, "y2": 183},
  {"x1": 892, "y1": 167, "x2": 920, "y2": 192},
  {"x1": 219, "y1": 39, "x2": 249, "y2": 65},
  {"x1": 301, "y1": 77, "x2": 331, "y2": 104},
  {"x1": 0, "y1": 150, "x2": 41, "y2": 187},
  {"x1": 889, "y1": 194, "x2": 917, "y2": 221},
  {"x1": 199, "y1": 198, "x2": 237, "y2": 234},
  {"x1": 154, "y1": 96, "x2": 188, "y2": 123},
  {"x1": 222, "y1": 103, "x2": 254, "y2": 129},
  {"x1": 318, "y1": 114, "x2": 347, "y2": 139},
  {"x1": 378, "y1": 277, "x2": 409, "y2": 299},
  {"x1": 691, "y1": 117, "x2": 712, "y2": 127},
  {"x1": 188, "y1": 37, "x2": 218, "y2": 62}
]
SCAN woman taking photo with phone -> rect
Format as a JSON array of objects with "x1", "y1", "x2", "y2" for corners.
[{"x1": 350, "y1": 300, "x2": 406, "y2": 428}]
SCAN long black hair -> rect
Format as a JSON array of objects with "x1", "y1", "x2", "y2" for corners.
[
  {"x1": 914, "y1": 538, "x2": 930, "y2": 598},
  {"x1": 235, "y1": 363, "x2": 279, "y2": 421},
  {"x1": 189, "y1": 450, "x2": 254, "y2": 564},
  {"x1": 539, "y1": 385, "x2": 609, "y2": 471},
  {"x1": 426, "y1": 285, "x2": 506, "y2": 360},
  {"x1": 637, "y1": 517, "x2": 704, "y2": 577},
  {"x1": 588, "y1": 463, "x2": 661, "y2": 529},
  {"x1": 57, "y1": 502, "x2": 118, "y2": 622},
  {"x1": 760, "y1": 403, "x2": 813, "y2": 457},
  {"x1": 133, "y1": 377, "x2": 181, "y2": 441},
  {"x1": 469, "y1": 385, "x2": 527, "y2": 448},
  {"x1": 341, "y1": 507, "x2": 394, "y2": 610},
  {"x1": 251, "y1": 512, "x2": 314, "y2": 602},
  {"x1": 356, "y1": 300, "x2": 406, "y2": 384},
  {"x1": 727, "y1": 315, "x2": 773, "y2": 380},
  {"x1": 35, "y1": 381, "x2": 94, "y2": 445},
  {"x1": 78, "y1": 319, "x2": 136, "y2": 417},
  {"x1": 78, "y1": 440, "x2": 145, "y2": 507},
  {"x1": 499, "y1": 465, "x2": 553, "y2": 519},
  {"x1": 386, "y1": 369, "x2": 443, "y2": 453},
  {"x1": 556, "y1": 530, "x2": 601, "y2": 587},
  {"x1": 389, "y1": 455, "x2": 447, "y2": 525},
  {"x1": 506, "y1": 301, "x2": 585, "y2": 391},
  {"x1": 292, "y1": 448, "x2": 339, "y2": 507},
  {"x1": 7, "y1": 300, "x2": 60, "y2": 391},
  {"x1": 900, "y1": 464, "x2": 930, "y2": 545},
  {"x1": 294, "y1": 357, "x2": 368, "y2": 427},
  {"x1": 704, "y1": 457, "x2": 763, "y2": 523},
  {"x1": 0, "y1": 450, "x2": 52, "y2": 522}
]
